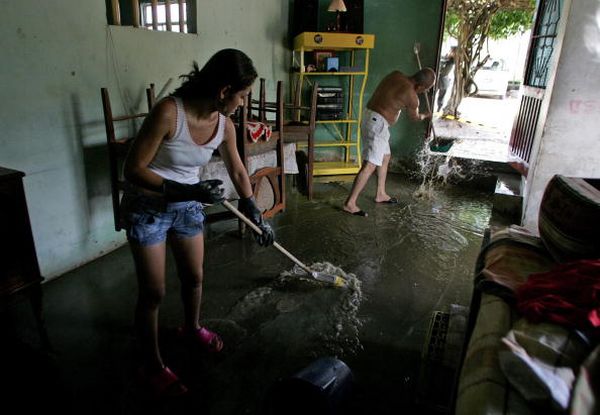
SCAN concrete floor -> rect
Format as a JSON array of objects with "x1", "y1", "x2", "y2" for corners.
[{"x1": 2, "y1": 172, "x2": 495, "y2": 415}]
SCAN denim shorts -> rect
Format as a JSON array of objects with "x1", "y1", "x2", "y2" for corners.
[{"x1": 121, "y1": 194, "x2": 205, "y2": 246}]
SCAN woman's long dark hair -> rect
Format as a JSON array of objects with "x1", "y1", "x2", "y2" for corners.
[{"x1": 173, "y1": 49, "x2": 257, "y2": 101}]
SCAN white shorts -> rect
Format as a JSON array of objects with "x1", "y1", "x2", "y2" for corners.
[{"x1": 361, "y1": 109, "x2": 390, "y2": 166}]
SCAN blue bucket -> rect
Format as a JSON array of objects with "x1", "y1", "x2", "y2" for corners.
[{"x1": 264, "y1": 357, "x2": 353, "y2": 415}]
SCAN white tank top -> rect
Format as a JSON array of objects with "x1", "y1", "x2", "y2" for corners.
[{"x1": 148, "y1": 97, "x2": 226, "y2": 184}]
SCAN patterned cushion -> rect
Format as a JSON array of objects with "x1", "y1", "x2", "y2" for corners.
[
  {"x1": 478, "y1": 225, "x2": 556, "y2": 294},
  {"x1": 456, "y1": 294, "x2": 533, "y2": 415},
  {"x1": 570, "y1": 345, "x2": 600, "y2": 415},
  {"x1": 505, "y1": 319, "x2": 589, "y2": 368},
  {"x1": 539, "y1": 175, "x2": 600, "y2": 262},
  {"x1": 498, "y1": 320, "x2": 590, "y2": 412}
]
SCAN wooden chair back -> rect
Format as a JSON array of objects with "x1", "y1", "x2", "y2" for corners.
[
  {"x1": 236, "y1": 80, "x2": 286, "y2": 218},
  {"x1": 100, "y1": 85, "x2": 155, "y2": 231},
  {"x1": 284, "y1": 80, "x2": 318, "y2": 199}
]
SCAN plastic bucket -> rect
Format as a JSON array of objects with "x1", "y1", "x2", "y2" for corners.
[{"x1": 264, "y1": 357, "x2": 353, "y2": 415}]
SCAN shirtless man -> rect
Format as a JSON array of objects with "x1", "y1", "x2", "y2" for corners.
[{"x1": 343, "y1": 68, "x2": 436, "y2": 216}]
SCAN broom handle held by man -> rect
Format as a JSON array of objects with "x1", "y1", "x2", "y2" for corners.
[{"x1": 414, "y1": 42, "x2": 437, "y2": 141}]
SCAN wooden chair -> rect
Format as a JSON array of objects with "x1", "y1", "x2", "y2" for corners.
[
  {"x1": 284, "y1": 79, "x2": 318, "y2": 200},
  {"x1": 101, "y1": 85, "x2": 155, "y2": 231},
  {"x1": 236, "y1": 80, "x2": 286, "y2": 218},
  {"x1": 253, "y1": 78, "x2": 318, "y2": 199}
]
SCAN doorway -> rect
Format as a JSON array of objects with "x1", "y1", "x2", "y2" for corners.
[{"x1": 432, "y1": 1, "x2": 536, "y2": 164}]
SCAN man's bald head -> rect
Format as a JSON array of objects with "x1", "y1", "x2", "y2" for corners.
[{"x1": 412, "y1": 68, "x2": 436, "y2": 92}]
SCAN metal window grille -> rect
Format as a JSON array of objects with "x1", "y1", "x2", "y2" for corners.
[
  {"x1": 141, "y1": 1, "x2": 187, "y2": 32},
  {"x1": 525, "y1": 0, "x2": 562, "y2": 88},
  {"x1": 110, "y1": 0, "x2": 189, "y2": 33}
]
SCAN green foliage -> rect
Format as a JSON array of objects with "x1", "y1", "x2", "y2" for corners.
[
  {"x1": 489, "y1": 8, "x2": 535, "y2": 39},
  {"x1": 445, "y1": 0, "x2": 534, "y2": 40},
  {"x1": 442, "y1": 0, "x2": 535, "y2": 114},
  {"x1": 444, "y1": 11, "x2": 460, "y2": 40}
]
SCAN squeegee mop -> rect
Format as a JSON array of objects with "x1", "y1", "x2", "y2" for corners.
[
  {"x1": 222, "y1": 200, "x2": 347, "y2": 288},
  {"x1": 413, "y1": 42, "x2": 455, "y2": 153}
]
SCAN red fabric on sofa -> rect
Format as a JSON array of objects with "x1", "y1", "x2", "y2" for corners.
[{"x1": 516, "y1": 259, "x2": 600, "y2": 334}]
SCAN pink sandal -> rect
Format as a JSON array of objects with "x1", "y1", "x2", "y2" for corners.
[
  {"x1": 178, "y1": 326, "x2": 224, "y2": 353},
  {"x1": 138, "y1": 366, "x2": 188, "y2": 398}
]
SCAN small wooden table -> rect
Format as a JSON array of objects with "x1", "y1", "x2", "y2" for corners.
[{"x1": 0, "y1": 167, "x2": 49, "y2": 349}]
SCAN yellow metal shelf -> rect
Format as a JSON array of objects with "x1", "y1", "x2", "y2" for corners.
[
  {"x1": 317, "y1": 142, "x2": 356, "y2": 148},
  {"x1": 301, "y1": 71, "x2": 367, "y2": 76},
  {"x1": 293, "y1": 32, "x2": 375, "y2": 50},
  {"x1": 297, "y1": 141, "x2": 358, "y2": 148},
  {"x1": 292, "y1": 32, "x2": 375, "y2": 176},
  {"x1": 313, "y1": 161, "x2": 361, "y2": 176},
  {"x1": 316, "y1": 119, "x2": 358, "y2": 124}
]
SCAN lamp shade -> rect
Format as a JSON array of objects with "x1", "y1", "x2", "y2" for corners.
[{"x1": 327, "y1": 0, "x2": 347, "y2": 12}]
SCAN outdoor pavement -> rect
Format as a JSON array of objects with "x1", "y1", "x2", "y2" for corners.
[{"x1": 432, "y1": 94, "x2": 521, "y2": 163}]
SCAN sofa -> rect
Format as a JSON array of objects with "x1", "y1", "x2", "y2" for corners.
[{"x1": 454, "y1": 175, "x2": 600, "y2": 414}]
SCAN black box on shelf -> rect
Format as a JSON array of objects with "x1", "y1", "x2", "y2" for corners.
[
  {"x1": 317, "y1": 111, "x2": 345, "y2": 120},
  {"x1": 317, "y1": 87, "x2": 343, "y2": 120},
  {"x1": 317, "y1": 86, "x2": 343, "y2": 96},
  {"x1": 317, "y1": 95, "x2": 344, "y2": 105}
]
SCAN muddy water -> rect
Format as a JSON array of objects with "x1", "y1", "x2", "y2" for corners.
[{"x1": 189, "y1": 173, "x2": 493, "y2": 414}]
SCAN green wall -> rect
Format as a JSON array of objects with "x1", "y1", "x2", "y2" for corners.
[
  {"x1": 364, "y1": 0, "x2": 443, "y2": 171},
  {"x1": 0, "y1": 0, "x2": 290, "y2": 280}
]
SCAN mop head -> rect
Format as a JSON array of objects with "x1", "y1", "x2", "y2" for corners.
[
  {"x1": 227, "y1": 263, "x2": 363, "y2": 358},
  {"x1": 275, "y1": 262, "x2": 364, "y2": 356},
  {"x1": 281, "y1": 262, "x2": 357, "y2": 289}
]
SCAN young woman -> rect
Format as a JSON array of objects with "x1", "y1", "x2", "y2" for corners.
[{"x1": 122, "y1": 49, "x2": 274, "y2": 397}]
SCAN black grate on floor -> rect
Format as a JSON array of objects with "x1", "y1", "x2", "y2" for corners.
[{"x1": 423, "y1": 311, "x2": 450, "y2": 363}]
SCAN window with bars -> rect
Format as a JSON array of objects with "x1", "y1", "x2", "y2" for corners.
[
  {"x1": 107, "y1": 0, "x2": 196, "y2": 34},
  {"x1": 525, "y1": 0, "x2": 562, "y2": 88}
]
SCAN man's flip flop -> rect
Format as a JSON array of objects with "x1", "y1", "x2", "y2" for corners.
[{"x1": 377, "y1": 197, "x2": 399, "y2": 204}]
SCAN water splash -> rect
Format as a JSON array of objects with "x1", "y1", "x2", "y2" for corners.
[
  {"x1": 413, "y1": 139, "x2": 466, "y2": 200},
  {"x1": 279, "y1": 262, "x2": 364, "y2": 356}
]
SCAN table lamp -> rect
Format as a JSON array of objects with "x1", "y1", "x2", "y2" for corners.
[{"x1": 327, "y1": 0, "x2": 347, "y2": 32}]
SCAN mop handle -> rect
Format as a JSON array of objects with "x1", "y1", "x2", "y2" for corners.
[
  {"x1": 222, "y1": 200, "x2": 313, "y2": 275},
  {"x1": 413, "y1": 43, "x2": 435, "y2": 140},
  {"x1": 413, "y1": 48, "x2": 433, "y2": 113},
  {"x1": 414, "y1": 42, "x2": 422, "y2": 70}
]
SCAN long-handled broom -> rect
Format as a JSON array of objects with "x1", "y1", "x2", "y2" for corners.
[
  {"x1": 413, "y1": 42, "x2": 454, "y2": 153},
  {"x1": 222, "y1": 200, "x2": 347, "y2": 288}
]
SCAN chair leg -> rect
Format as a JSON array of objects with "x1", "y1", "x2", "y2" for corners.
[
  {"x1": 307, "y1": 134, "x2": 314, "y2": 200},
  {"x1": 238, "y1": 219, "x2": 246, "y2": 237}
]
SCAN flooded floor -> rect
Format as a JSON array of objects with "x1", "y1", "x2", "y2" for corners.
[{"x1": 2, "y1": 173, "x2": 494, "y2": 414}]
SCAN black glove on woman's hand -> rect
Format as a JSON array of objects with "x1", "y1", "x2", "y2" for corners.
[
  {"x1": 238, "y1": 196, "x2": 275, "y2": 246},
  {"x1": 163, "y1": 179, "x2": 225, "y2": 204}
]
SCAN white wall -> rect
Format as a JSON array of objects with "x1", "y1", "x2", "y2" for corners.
[
  {"x1": 0, "y1": 0, "x2": 290, "y2": 280},
  {"x1": 522, "y1": 0, "x2": 600, "y2": 229},
  {"x1": 441, "y1": 30, "x2": 531, "y2": 82},
  {"x1": 486, "y1": 30, "x2": 531, "y2": 82}
]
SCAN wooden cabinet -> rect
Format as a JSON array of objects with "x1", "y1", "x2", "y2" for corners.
[
  {"x1": 0, "y1": 167, "x2": 48, "y2": 347},
  {"x1": 292, "y1": 32, "x2": 375, "y2": 176}
]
